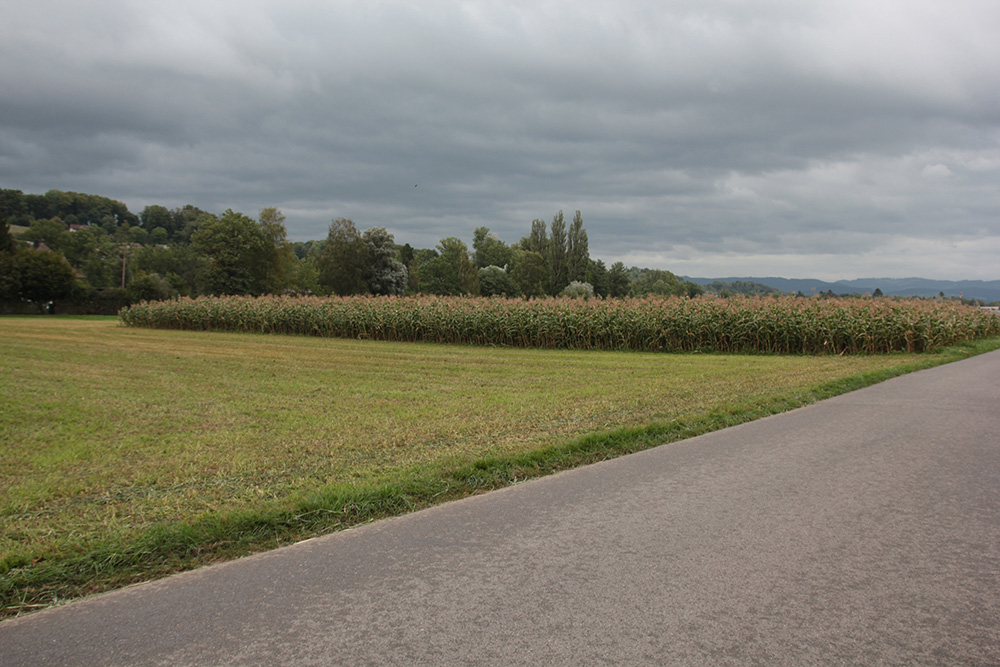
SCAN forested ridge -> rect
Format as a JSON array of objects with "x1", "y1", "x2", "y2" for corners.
[{"x1": 1, "y1": 188, "x2": 708, "y2": 313}]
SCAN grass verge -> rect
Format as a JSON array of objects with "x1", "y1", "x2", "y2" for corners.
[{"x1": 2, "y1": 315, "x2": 998, "y2": 619}]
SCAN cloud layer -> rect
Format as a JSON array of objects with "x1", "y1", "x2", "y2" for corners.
[{"x1": 2, "y1": 0, "x2": 998, "y2": 279}]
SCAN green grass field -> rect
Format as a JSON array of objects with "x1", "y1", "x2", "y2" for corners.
[{"x1": 2, "y1": 315, "x2": 997, "y2": 618}]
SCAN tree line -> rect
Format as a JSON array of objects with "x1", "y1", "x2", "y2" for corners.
[{"x1": 1, "y1": 188, "x2": 704, "y2": 312}]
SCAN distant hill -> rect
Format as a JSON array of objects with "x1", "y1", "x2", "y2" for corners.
[
  {"x1": 683, "y1": 276, "x2": 1000, "y2": 303},
  {"x1": 700, "y1": 280, "x2": 781, "y2": 296}
]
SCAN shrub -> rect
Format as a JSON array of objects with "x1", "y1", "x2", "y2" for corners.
[{"x1": 560, "y1": 281, "x2": 594, "y2": 299}]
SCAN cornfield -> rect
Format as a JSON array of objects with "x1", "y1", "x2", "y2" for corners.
[{"x1": 119, "y1": 295, "x2": 1000, "y2": 354}]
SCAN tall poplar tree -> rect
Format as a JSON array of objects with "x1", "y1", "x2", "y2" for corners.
[
  {"x1": 525, "y1": 219, "x2": 548, "y2": 255},
  {"x1": 566, "y1": 210, "x2": 589, "y2": 283},
  {"x1": 547, "y1": 211, "x2": 568, "y2": 295},
  {"x1": 259, "y1": 207, "x2": 295, "y2": 294}
]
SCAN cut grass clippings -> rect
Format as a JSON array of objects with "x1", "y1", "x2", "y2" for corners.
[{"x1": 2, "y1": 315, "x2": 998, "y2": 619}]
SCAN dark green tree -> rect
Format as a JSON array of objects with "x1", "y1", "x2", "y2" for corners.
[
  {"x1": 258, "y1": 207, "x2": 295, "y2": 294},
  {"x1": 318, "y1": 218, "x2": 370, "y2": 295},
  {"x1": 191, "y1": 209, "x2": 273, "y2": 295},
  {"x1": 682, "y1": 280, "x2": 704, "y2": 298},
  {"x1": 1, "y1": 214, "x2": 17, "y2": 254},
  {"x1": 404, "y1": 247, "x2": 438, "y2": 294},
  {"x1": 473, "y1": 226, "x2": 513, "y2": 269},
  {"x1": 140, "y1": 205, "x2": 174, "y2": 236},
  {"x1": 566, "y1": 210, "x2": 589, "y2": 283},
  {"x1": 606, "y1": 261, "x2": 630, "y2": 298},
  {"x1": 289, "y1": 256, "x2": 321, "y2": 295},
  {"x1": 0, "y1": 217, "x2": 20, "y2": 302},
  {"x1": 522, "y1": 218, "x2": 548, "y2": 255},
  {"x1": 630, "y1": 268, "x2": 680, "y2": 296},
  {"x1": 419, "y1": 237, "x2": 478, "y2": 295},
  {"x1": 293, "y1": 240, "x2": 324, "y2": 260},
  {"x1": 478, "y1": 265, "x2": 518, "y2": 297},
  {"x1": 0, "y1": 252, "x2": 18, "y2": 302},
  {"x1": 0, "y1": 190, "x2": 29, "y2": 226},
  {"x1": 547, "y1": 211, "x2": 568, "y2": 295},
  {"x1": 363, "y1": 226, "x2": 408, "y2": 295},
  {"x1": 149, "y1": 227, "x2": 169, "y2": 245},
  {"x1": 173, "y1": 206, "x2": 215, "y2": 243},
  {"x1": 127, "y1": 226, "x2": 149, "y2": 245},
  {"x1": 59, "y1": 224, "x2": 115, "y2": 286},
  {"x1": 134, "y1": 244, "x2": 204, "y2": 296},
  {"x1": 8, "y1": 249, "x2": 76, "y2": 311},
  {"x1": 418, "y1": 256, "x2": 458, "y2": 295},
  {"x1": 453, "y1": 240, "x2": 480, "y2": 295},
  {"x1": 126, "y1": 273, "x2": 176, "y2": 302},
  {"x1": 585, "y1": 258, "x2": 608, "y2": 297},
  {"x1": 630, "y1": 269, "x2": 703, "y2": 297},
  {"x1": 398, "y1": 243, "x2": 414, "y2": 268},
  {"x1": 509, "y1": 249, "x2": 548, "y2": 298},
  {"x1": 23, "y1": 218, "x2": 69, "y2": 252},
  {"x1": 27, "y1": 190, "x2": 137, "y2": 228}
]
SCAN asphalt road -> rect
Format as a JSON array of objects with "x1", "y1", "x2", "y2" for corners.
[{"x1": 3, "y1": 351, "x2": 1000, "y2": 666}]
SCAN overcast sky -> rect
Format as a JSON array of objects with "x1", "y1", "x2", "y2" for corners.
[{"x1": 2, "y1": 1, "x2": 998, "y2": 280}]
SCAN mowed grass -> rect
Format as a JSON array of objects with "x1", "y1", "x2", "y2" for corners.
[{"x1": 2, "y1": 316, "x2": 997, "y2": 618}]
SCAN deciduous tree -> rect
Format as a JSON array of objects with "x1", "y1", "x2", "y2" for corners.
[
  {"x1": 523, "y1": 218, "x2": 548, "y2": 255},
  {"x1": 420, "y1": 237, "x2": 478, "y2": 295},
  {"x1": 134, "y1": 244, "x2": 204, "y2": 296},
  {"x1": 0, "y1": 190, "x2": 29, "y2": 226},
  {"x1": 547, "y1": 211, "x2": 568, "y2": 295},
  {"x1": 191, "y1": 209, "x2": 273, "y2": 295},
  {"x1": 473, "y1": 226, "x2": 513, "y2": 269},
  {"x1": 8, "y1": 248, "x2": 76, "y2": 310},
  {"x1": 318, "y1": 218, "x2": 369, "y2": 295},
  {"x1": 560, "y1": 280, "x2": 594, "y2": 299},
  {"x1": 258, "y1": 207, "x2": 295, "y2": 294},
  {"x1": 23, "y1": 218, "x2": 69, "y2": 252},
  {"x1": 630, "y1": 268, "x2": 702, "y2": 297},
  {"x1": 1, "y1": 214, "x2": 17, "y2": 254},
  {"x1": 509, "y1": 248, "x2": 548, "y2": 298},
  {"x1": 363, "y1": 226, "x2": 408, "y2": 295},
  {"x1": 607, "y1": 261, "x2": 630, "y2": 298},
  {"x1": 478, "y1": 265, "x2": 518, "y2": 297},
  {"x1": 585, "y1": 258, "x2": 608, "y2": 297},
  {"x1": 566, "y1": 210, "x2": 589, "y2": 283},
  {"x1": 126, "y1": 272, "x2": 176, "y2": 302},
  {"x1": 140, "y1": 205, "x2": 173, "y2": 236}
]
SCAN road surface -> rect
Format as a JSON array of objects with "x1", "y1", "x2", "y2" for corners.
[{"x1": 3, "y1": 351, "x2": 999, "y2": 665}]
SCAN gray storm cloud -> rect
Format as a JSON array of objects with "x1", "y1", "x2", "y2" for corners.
[{"x1": 2, "y1": 0, "x2": 998, "y2": 279}]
